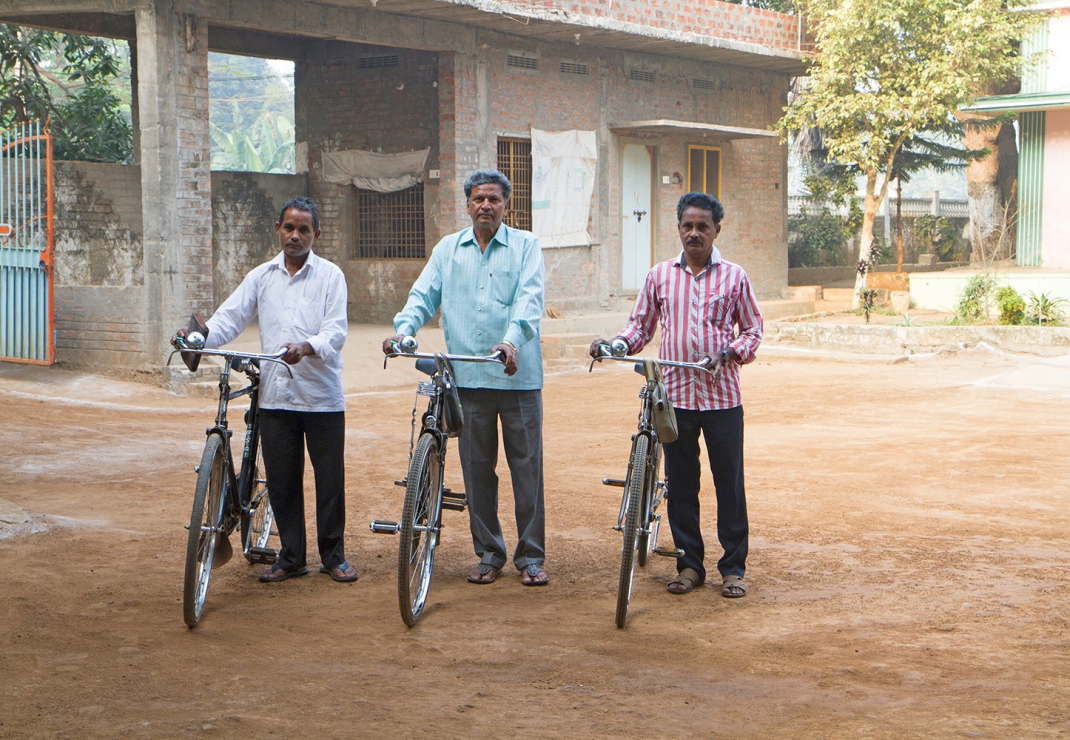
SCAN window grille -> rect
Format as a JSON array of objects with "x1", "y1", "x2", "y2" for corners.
[
  {"x1": 354, "y1": 182, "x2": 425, "y2": 259},
  {"x1": 497, "y1": 138, "x2": 532, "y2": 232},
  {"x1": 506, "y1": 54, "x2": 539, "y2": 70},
  {"x1": 692, "y1": 78, "x2": 717, "y2": 91},
  {"x1": 628, "y1": 68, "x2": 656, "y2": 83},
  {"x1": 560, "y1": 61, "x2": 590, "y2": 76},
  {"x1": 359, "y1": 54, "x2": 399, "y2": 69},
  {"x1": 687, "y1": 145, "x2": 721, "y2": 199}
]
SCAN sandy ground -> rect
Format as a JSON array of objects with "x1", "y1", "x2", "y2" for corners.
[{"x1": 2, "y1": 336, "x2": 1070, "y2": 739}]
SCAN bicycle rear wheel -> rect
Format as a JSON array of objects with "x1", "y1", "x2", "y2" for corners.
[
  {"x1": 240, "y1": 436, "x2": 276, "y2": 559},
  {"x1": 398, "y1": 433, "x2": 444, "y2": 626},
  {"x1": 183, "y1": 435, "x2": 227, "y2": 628},
  {"x1": 616, "y1": 435, "x2": 649, "y2": 628}
]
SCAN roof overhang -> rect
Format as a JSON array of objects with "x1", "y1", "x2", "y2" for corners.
[
  {"x1": 608, "y1": 120, "x2": 778, "y2": 141},
  {"x1": 965, "y1": 91, "x2": 1070, "y2": 113}
]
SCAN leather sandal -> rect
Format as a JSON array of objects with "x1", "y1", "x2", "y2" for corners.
[
  {"x1": 467, "y1": 562, "x2": 502, "y2": 584},
  {"x1": 667, "y1": 567, "x2": 702, "y2": 595}
]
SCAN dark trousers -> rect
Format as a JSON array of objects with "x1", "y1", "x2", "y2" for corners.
[
  {"x1": 456, "y1": 388, "x2": 545, "y2": 571},
  {"x1": 662, "y1": 405, "x2": 747, "y2": 582},
  {"x1": 259, "y1": 409, "x2": 346, "y2": 571}
]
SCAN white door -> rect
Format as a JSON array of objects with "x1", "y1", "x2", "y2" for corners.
[{"x1": 621, "y1": 144, "x2": 653, "y2": 292}]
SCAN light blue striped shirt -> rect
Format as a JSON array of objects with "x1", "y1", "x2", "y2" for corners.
[{"x1": 394, "y1": 223, "x2": 545, "y2": 390}]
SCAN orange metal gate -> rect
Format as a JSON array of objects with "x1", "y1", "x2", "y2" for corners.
[{"x1": 0, "y1": 120, "x2": 54, "y2": 364}]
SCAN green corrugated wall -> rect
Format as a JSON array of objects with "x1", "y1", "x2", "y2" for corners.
[{"x1": 1016, "y1": 111, "x2": 1046, "y2": 266}]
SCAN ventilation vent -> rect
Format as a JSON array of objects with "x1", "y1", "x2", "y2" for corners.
[
  {"x1": 628, "y1": 68, "x2": 656, "y2": 83},
  {"x1": 507, "y1": 54, "x2": 539, "y2": 70},
  {"x1": 692, "y1": 78, "x2": 717, "y2": 91},
  {"x1": 359, "y1": 54, "x2": 400, "y2": 69},
  {"x1": 560, "y1": 61, "x2": 589, "y2": 76}
]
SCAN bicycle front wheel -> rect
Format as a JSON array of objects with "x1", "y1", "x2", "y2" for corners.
[
  {"x1": 616, "y1": 435, "x2": 649, "y2": 628},
  {"x1": 398, "y1": 433, "x2": 444, "y2": 626},
  {"x1": 183, "y1": 434, "x2": 227, "y2": 628},
  {"x1": 241, "y1": 436, "x2": 276, "y2": 559}
]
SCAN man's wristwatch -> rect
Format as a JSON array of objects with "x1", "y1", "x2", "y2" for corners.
[{"x1": 720, "y1": 348, "x2": 731, "y2": 366}]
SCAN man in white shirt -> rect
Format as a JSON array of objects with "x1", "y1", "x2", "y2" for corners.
[{"x1": 174, "y1": 197, "x2": 356, "y2": 583}]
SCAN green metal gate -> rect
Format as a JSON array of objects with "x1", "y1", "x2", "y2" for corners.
[{"x1": 0, "y1": 120, "x2": 54, "y2": 364}]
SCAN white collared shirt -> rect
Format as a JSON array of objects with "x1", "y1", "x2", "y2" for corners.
[{"x1": 205, "y1": 250, "x2": 348, "y2": 412}]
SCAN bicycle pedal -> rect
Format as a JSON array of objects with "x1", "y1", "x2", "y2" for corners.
[
  {"x1": 394, "y1": 480, "x2": 406, "y2": 488},
  {"x1": 441, "y1": 490, "x2": 467, "y2": 512},
  {"x1": 370, "y1": 520, "x2": 400, "y2": 535},
  {"x1": 602, "y1": 478, "x2": 626, "y2": 487},
  {"x1": 653, "y1": 546, "x2": 685, "y2": 558},
  {"x1": 246, "y1": 546, "x2": 278, "y2": 565}
]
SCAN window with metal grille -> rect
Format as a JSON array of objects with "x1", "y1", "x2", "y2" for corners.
[
  {"x1": 687, "y1": 145, "x2": 721, "y2": 199},
  {"x1": 506, "y1": 54, "x2": 539, "y2": 70},
  {"x1": 353, "y1": 183, "x2": 425, "y2": 259},
  {"x1": 560, "y1": 61, "x2": 589, "y2": 76},
  {"x1": 628, "y1": 68, "x2": 656, "y2": 83},
  {"x1": 497, "y1": 138, "x2": 532, "y2": 232},
  {"x1": 359, "y1": 54, "x2": 399, "y2": 69},
  {"x1": 692, "y1": 78, "x2": 716, "y2": 91}
]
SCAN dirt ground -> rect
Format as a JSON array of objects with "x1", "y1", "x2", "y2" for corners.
[{"x1": 2, "y1": 344, "x2": 1070, "y2": 739}]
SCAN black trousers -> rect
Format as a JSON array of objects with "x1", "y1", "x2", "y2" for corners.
[
  {"x1": 258, "y1": 409, "x2": 346, "y2": 571},
  {"x1": 661, "y1": 405, "x2": 747, "y2": 583}
]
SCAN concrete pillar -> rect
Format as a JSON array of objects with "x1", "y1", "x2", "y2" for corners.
[
  {"x1": 437, "y1": 51, "x2": 480, "y2": 234},
  {"x1": 135, "y1": 1, "x2": 212, "y2": 365}
]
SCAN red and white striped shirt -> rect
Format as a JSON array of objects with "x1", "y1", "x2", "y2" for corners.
[{"x1": 618, "y1": 248, "x2": 763, "y2": 411}]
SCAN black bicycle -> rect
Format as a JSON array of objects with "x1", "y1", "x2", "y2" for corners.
[
  {"x1": 371, "y1": 337, "x2": 504, "y2": 626},
  {"x1": 591, "y1": 340, "x2": 718, "y2": 628},
  {"x1": 169, "y1": 333, "x2": 292, "y2": 628}
]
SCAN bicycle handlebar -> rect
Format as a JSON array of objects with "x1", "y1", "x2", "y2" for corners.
[
  {"x1": 588, "y1": 345, "x2": 720, "y2": 376},
  {"x1": 168, "y1": 338, "x2": 295, "y2": 378},
  {"x1": 384, "y1": 337, "x2": 505, "y2": 370}
]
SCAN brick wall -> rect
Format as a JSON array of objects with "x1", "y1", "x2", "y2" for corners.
[
  {"x1": 296, "y1": 42, "x2": 441, "y2": 321},
  {"x1": 476, "y1": 0, "x2": 806, "y2": 52},
  {"x1": 211, "y1": 171, "x2": 308, "y2": 305}
]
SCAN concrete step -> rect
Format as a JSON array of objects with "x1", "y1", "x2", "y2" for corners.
[
  {"x1": 823, "y1": 288, "x2": 855, "y2": 302},
  {"x1": 760, "y1": 298, "x2": 815, "y2": 320}
]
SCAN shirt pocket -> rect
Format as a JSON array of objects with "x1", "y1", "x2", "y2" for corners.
[
  {"x1": 490, "y1": 270, "x2": 519, "y2": 305},
  {"x1": 708, "y1": 293, "x2": 729, "y2": 323},
  {"x1": 294, "y1": 295, "x2": 323, "y2": 336}
]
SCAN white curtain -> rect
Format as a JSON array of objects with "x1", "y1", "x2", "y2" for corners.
[
  {"x1": 321, "y1": 148, "x2": 430, "y2": 193},
  {"x1": 530, "y1": 128, "x2": 597, "y2": 248}
]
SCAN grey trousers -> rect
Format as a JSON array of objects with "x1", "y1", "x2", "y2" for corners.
[{"x1": 456, "y1": 388, "x2": 545, "y2": 571}]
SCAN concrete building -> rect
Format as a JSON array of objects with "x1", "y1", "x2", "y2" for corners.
[
  {"x1": 1, "y1": 0, "x2": 807, "y2": 372},
  {"x1": 971, "y1": 0, "x2": 1070, "y2": 268}
]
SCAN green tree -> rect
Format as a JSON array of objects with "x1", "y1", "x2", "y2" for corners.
[
  {"x1": 777, "y1": 0, "x2": 1035, "y2": 304},
  {"x1": 0, "y1": 24, "x2": 131, "y2": 163},
  {"x1": 208, "y1": 53, "x2": 294, "y2": 174}
]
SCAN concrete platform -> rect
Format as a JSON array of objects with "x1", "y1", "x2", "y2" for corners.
[{"x1": 910, "y1": 267, "x2": 1070, "y2": 312}]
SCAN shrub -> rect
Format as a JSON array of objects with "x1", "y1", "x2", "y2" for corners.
[
  {"x1": 994, "y1": 286, "x2": 1025, "y2": 325},
  {"x1": 788, "y1": 213, "x2": 851, "y2": 268},
  {"x1": 1025, "y1": 292, "x2": 1068, "y2": 325},
  {"x1": 955, "y1": 273, "x2": 999, "y2": 323},
  {"x1": 914, "y1": 215, "x2": 963, "y2": 263}
]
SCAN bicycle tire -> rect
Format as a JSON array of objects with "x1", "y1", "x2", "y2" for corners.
[
  {"x1": 398, "y1": 433, "x2": 443, "y2": 626},
  {"x1": 616, "y1": 435, "x2": 649, "y2": 628},
  {"x1": 636, "y1": 441, "x2": 658, "y2": 567},
  {"x1": 183, "y1": 434, "x2": 227, "y2": 628},
  {"x1": 241, "y1": 435, "x2": 275, "y2": 558}
]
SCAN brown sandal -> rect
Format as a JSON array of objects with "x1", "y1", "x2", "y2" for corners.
[
  {"x1": 667, "y1": 567, "x2": 702, "y2": 595},
  {"x1": 721, "y1": 575, "x2": 748, "y2": 598},
  {"x1": 467, "y1": 562, "x2": 501, "y2": 584}
]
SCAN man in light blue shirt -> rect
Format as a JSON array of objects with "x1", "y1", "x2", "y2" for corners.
[{"x1": 384, "y1": 169, "x2": 548, "y2": 586}]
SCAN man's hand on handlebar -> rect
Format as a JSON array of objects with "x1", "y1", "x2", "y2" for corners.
[
  {"x1": 171, "y1": 327, "x2": 189, "y2": 348},
  {"x1": 491, "y1": 343, "x2": 518, "y2": 376},
  {"x1": 589, "y1": 337, "x2": 609, "y2": 359},
  {"x1": 280, "y1": 341, "x2": 314, "y2": 365},
  {"x1": 383, "y1": 334, "x2": 405, "y2": 355}
]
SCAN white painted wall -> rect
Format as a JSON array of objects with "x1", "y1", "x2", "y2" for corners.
[
  {"x1": 1042, "y1": 109, "x2": 1070, "y2": 267},
  {"x1": 1045, "y1": 9, "x2": 1070, "y2": 92},
  {"x1": 910, "y1": 270, "x2": 1070, "y2": 312}
]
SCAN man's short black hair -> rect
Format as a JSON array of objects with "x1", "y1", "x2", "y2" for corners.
[
  {"x1": 676, "y1": 192, "x2": 724, "y2": 224},
  {"x1": 464, "y1": 169, "x2": 512, "y2": 202},
  {"x1": 278, "y1": 196, "x2": 320, "y2": 231}
]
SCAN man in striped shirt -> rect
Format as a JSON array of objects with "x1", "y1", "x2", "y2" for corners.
[
  {"x1": 384, "y1": 169, "x2": 548, "y2": 587},
  {"x1": 590, "y1": 192, "x2": 763, "y2": 598}
]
